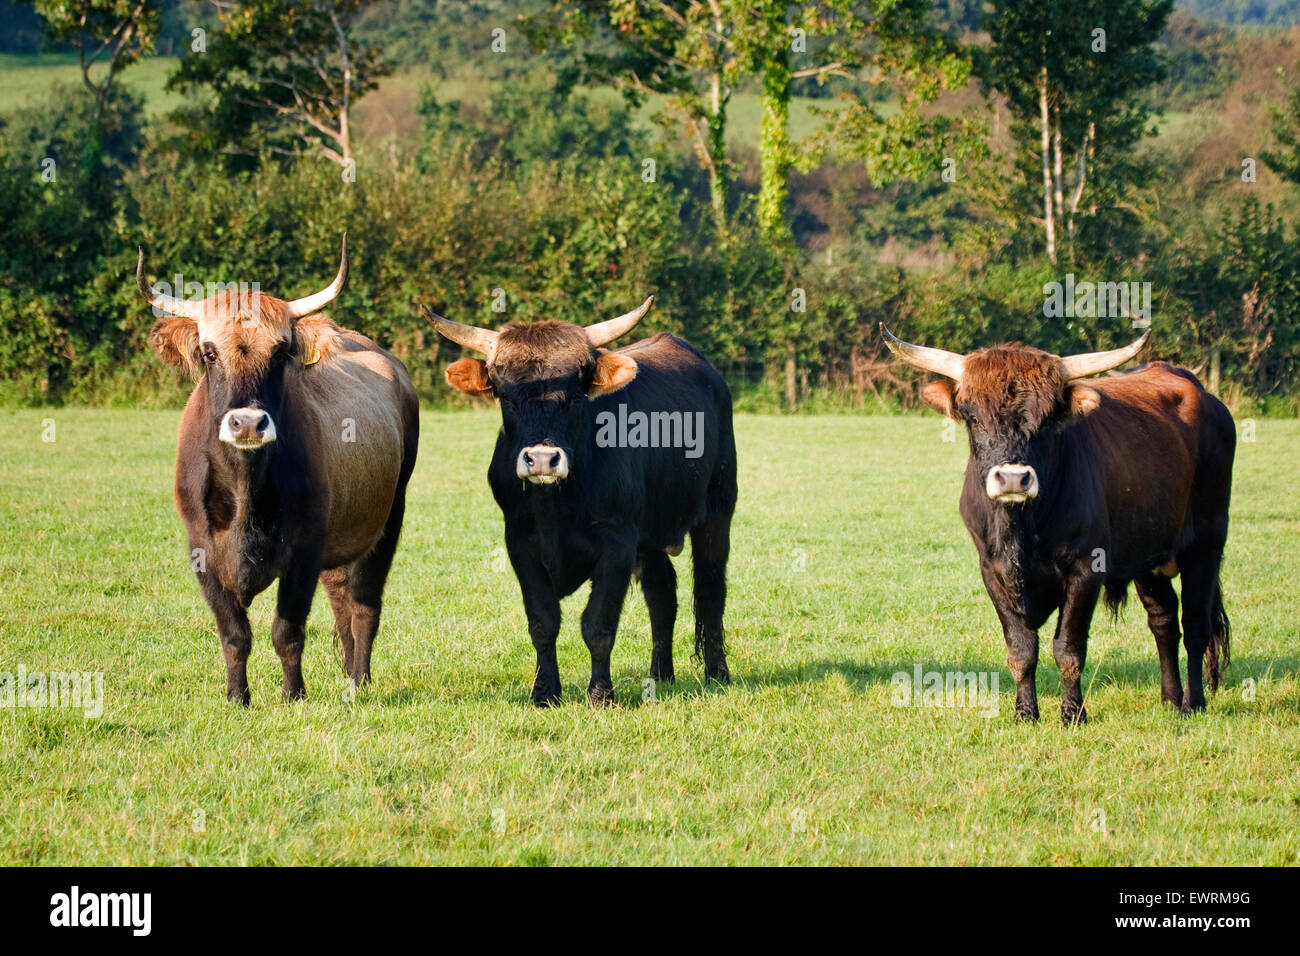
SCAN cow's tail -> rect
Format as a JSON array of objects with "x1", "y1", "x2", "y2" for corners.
[{"x1": 1204, "y1": 579, "x2": 1231, "y2": 694}]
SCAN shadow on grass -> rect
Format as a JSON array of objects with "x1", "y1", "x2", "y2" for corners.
[{"x1": 362, "y1": 653, "x2": 1300, "y2": 712}]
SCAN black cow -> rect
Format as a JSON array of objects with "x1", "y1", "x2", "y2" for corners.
[
  {"x1": 883, "y1": 326, "x2": 1235, "y2": 723},
  {"x1": 426, "y1": 298, "x2": 736, "y2": 705}
]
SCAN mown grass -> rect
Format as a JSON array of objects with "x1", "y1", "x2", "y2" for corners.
[{"x1": 0, "y1": 409, "x2": 1296, "y2": 865}]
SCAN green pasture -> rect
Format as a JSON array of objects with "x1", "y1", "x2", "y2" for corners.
[{"x1": 1, "y1": 410, "x2": 1295, "y2": 865}]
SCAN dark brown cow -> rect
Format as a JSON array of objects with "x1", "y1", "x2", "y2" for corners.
[
  {"x1": 138, "y1": 237, "x2": 419, "y2": 703},
  {"x1": 883, "y1": 326, "x2": 1235, "y2": 723}
]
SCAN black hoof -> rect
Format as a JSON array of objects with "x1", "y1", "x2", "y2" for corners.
[
  {"x1": 588, "y1": 684, "x2": 616, "y2": 707},
  {"x1": 1013, "y1": 707, "x2": 1039, "y2": 723},
  {"x1": 1062, "y1": 705, "x2": 1088, "y2": 726},
  {"x1": 531, "y1": 685, "x2": 561, "y2": 707}
]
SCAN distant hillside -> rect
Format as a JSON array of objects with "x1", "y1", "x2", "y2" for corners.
[{"x1": 1179, "y1": 0, "x2": 1300, "y2": 24}]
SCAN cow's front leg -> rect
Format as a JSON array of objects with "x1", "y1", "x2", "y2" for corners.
[
  {"x1": 581, "y1": 539, "x2": 636, "y2": 706},
  {"x1": 1003, "y1": 617, "x2": 1040, "y2": 721},
  {"x1": 196, "y1": 562, "x2": 254, "y2": 704},
  {"x1": 1053, "y1": 574, "x2": 1101, "y2": 726},
  {"x1": 506, "y1": 536, "x2": 563, "y2": 706},
  {"x1": 272, "y1": 554, "x2": 322, "y2": 701},
  {"x1": 980, "y1": 561, "x2": 1039, "y2": 720}
]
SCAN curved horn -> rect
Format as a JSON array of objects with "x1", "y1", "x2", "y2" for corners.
[
  {"x1": 421, "y1": 305, "x2": 499, "y2": 355},
  {"x1": 585, "y1": 295, "x2": 654, "y2": 347},
  {"x1": 880, "y1": 324, "x2": 966, "y2": 381},
  {"x1": 137, "y1": 247, "x2": 210, "y2": 320},
  {"x1": 1059, "y1": 329, "x2": 1150, "y2": 380},
  {"x1": 284, "y1": 233, "x2": 349, "y2": 320}
]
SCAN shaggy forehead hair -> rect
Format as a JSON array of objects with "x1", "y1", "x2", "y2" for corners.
[
  {"x1": 490, "y1": 321, "x2": 594, "y2": 385},
  {"x1": 151, "y1": 289, "x2": 341, "y2": 380},
  {"x1": 199, "y1": 291, "x2": 291, "y2": 343},
  {"x1": 956, "y1": 345, "x2": 1065, "y2": 431}
]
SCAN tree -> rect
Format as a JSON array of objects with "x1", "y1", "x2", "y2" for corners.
[
  {"x1": 25, "y1": 0, "x2": 162, "y2": 127},
  {"x1": 763, "y1": 0, "x2": 973, "y2": 245},
  {"x1": 1263, "y1": 82, "x2": 1300, "y2": 184},
  {"x1": 530, "y1": 1, "x2": 739, "y2": 238},
  {"x1": 536, "y1": 1, "x2": 970, "y2": 246},
  {"x1": 167, "y1": 0, "x2": 390, "y2": 169},
  {"x1": 984, "y1": 0, "x2": 1172, "y2": 263}
]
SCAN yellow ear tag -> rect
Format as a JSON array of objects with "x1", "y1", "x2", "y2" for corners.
[{"x1": 303, "y1": 347, "x2": 321, "y2": 367}]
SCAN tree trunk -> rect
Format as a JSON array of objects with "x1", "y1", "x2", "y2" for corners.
[
  {"x1": 708, "y1": 68, "x2": 728, "y2": 237},
  {"x1": 1067, "y1": 122, "x2": 1094, "y2": 242},
  {"x1": 759, "y1": 47, "x2": 792, "y2": 244},
  {"x1": 1052, "y1": 103, "x2": 1064, "y2": 239},
  {"x1": 784, "y1": 354, "x2": 797, "y2": 411},
  {"x1": 1039, "y1": 59, "x2": 1056, "y2": 264}
]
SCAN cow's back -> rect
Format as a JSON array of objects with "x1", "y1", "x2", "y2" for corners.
[
  {"x1": 1085, "y1": 362, "x2": 1233, "y2": 569},
  {"x1": 612, "y1": 332, "x2": 735, "y2": 531},
  {"x1": 292, "y1": 330, "x2": 418, "y2": 566}
]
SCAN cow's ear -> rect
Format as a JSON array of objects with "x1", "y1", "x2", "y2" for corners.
[
  {"x1": 921, "y1": 380, "x2": 960, "y2": 419},
  {"x1": 588, "y1": 351, "x2": 637, "y2": 399},
  {"x1": 293, "y1": 315, "x2": 341, "y2": 365},
  {"x1": 1066, "y1": 384, "x2": 1101, "y2": 418},
  {"x1": 446, "y1": 357, "x2": 493, "y2": 394},
  {"x1": 150, "y1": 316, "x2": 200, "y2": 377}
]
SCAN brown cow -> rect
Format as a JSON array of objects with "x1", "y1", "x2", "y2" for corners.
[
  {"x1": 138, "y1": 236, "x2": 419, "y2": 703},
  {"x1": 883, "y1": 327, "x2": 1235, "y2": 723}
]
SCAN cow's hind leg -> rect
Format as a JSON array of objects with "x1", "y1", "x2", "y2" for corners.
[
  {"x1": 1135, "y1": 573, "x2": 1183, "y2": 707},
  {"x1": 1178, "y1": 545, "x2": 1228, "y2": 714},
  {"x1": 344, "y1": 488, "x2": 409, "y2": 689},
  {"x1": 320, "y1": 567, "x2": 355, "y2": 677},
  {"x1": 641, "y1": 550, "x2": 677, "y2": 683},
  {"x1": 689, "y1": 512, "x2": 731, "y2": 683}
]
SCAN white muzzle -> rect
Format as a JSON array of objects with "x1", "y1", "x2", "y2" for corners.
[
  {"x1": 986, "y1": 463, "x2": 1038, "y2": 503},
  {"x1": 219, "y1": 407, "x2": 276, "y2": 450}
]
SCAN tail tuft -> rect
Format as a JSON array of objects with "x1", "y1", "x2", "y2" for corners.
[{"x1": 1205, "y1": 581, "x2": 1231, "y2": 694}]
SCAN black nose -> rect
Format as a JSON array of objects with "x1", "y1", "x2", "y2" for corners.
[{"x1": 1018, "y1": 470, "x2": 1032, "y2": 489}]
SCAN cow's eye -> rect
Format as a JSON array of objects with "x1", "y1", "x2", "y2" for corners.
[{"x1": 202, "y1": 348, "x2": 218, "y2": 365}]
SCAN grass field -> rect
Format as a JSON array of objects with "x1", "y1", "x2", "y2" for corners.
[
  {"x1": 1, "y1": 409, "x2": 1296, "y2": 865},
  {"x1": 0, "y1": 53, "x2": 184, "y2": 117}
]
